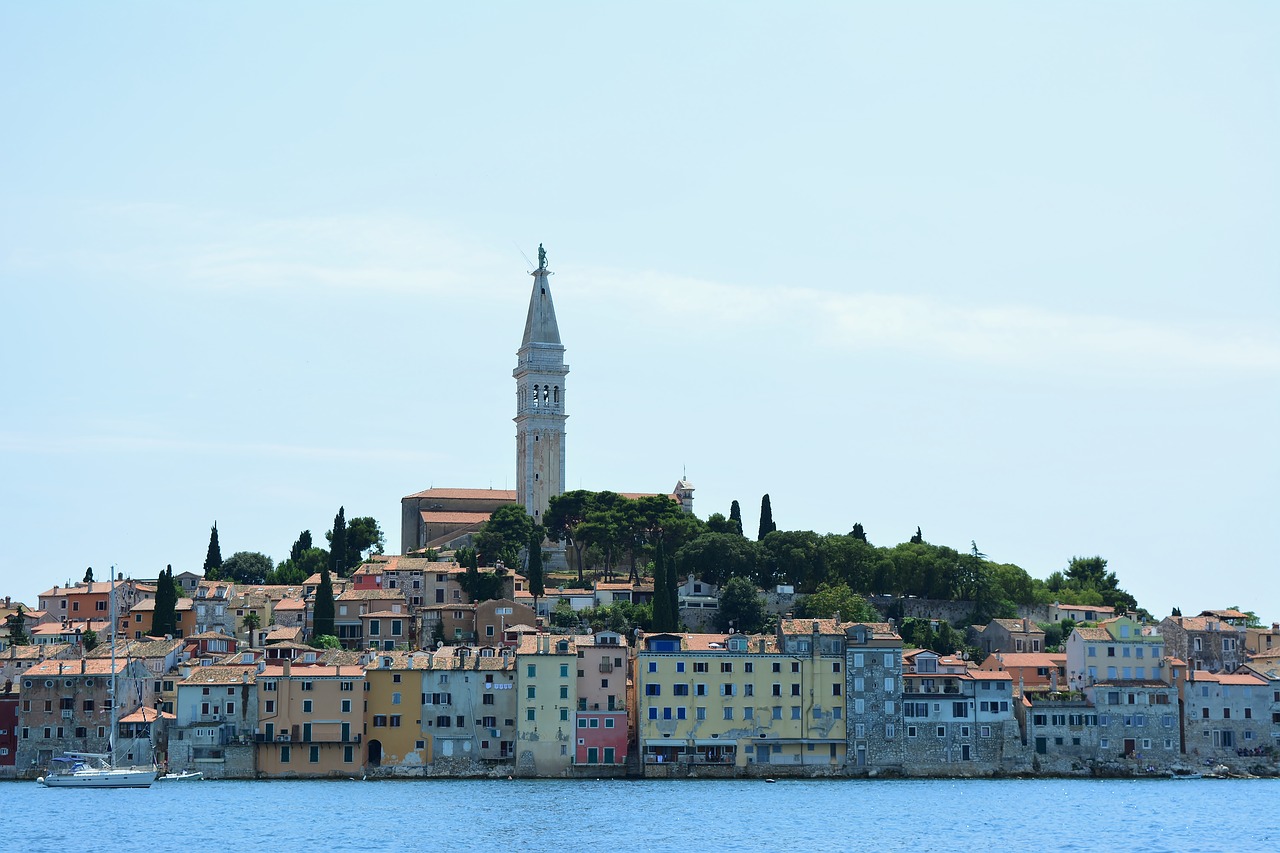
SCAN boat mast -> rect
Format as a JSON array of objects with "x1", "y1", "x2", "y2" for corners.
[{"x1": 109, "y1": 565, "x2": 117, "y2": 767}]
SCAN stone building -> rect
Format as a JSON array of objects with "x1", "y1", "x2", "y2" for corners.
[
  {"x1": 900, "y1": 650, "x2": 1019, "y2": 774},
  {"x1": 1159, "y1": 613, "x2": 1247, "y2": 674},
  {"x1": 171, "y1": 663, "x2": 259, "y2": 778},
  {"x1": 1181, "y1": 670, "x2": 1270, "y2": 765},
  {"x1": 844, "y1": 622, "x2": 904, "y2": 774},
  {"x1": 973, "y1": 618, "x2": 1045, "y2": 655},
  {"x1": 1084, "y1": 680, "x2": 1180, "y2": 763}
]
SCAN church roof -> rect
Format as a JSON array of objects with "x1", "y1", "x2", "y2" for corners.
[
  {"x1": 521, "y1": 269, "x2": 562, "y2": 347},
  {"x1": 403, "y1": 487, "x2": 517, "y2": 502}
]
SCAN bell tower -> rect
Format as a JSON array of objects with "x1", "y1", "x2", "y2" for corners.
[{"x1": 513, "y1": 244, "x2": 568, "y2": 526}]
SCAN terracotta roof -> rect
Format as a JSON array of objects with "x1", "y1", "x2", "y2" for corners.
[
  {"x1": 1201, "y1": 609, "x2": 1249, "y2": 619},
  {"x1": 27, "y1": 658, "x2": 132, "y2": 676},
  {"x1": 264, "y1": 627, "x2": 302, "y2": 643},
  {"x1": 118, "y1": 707, "x2": 175, "y2": 722},
  {"x1": 336, "y1": 588, "x2": 405, "y2": 601},
  {"x1": 258, "y1": 663, "x2": 366, "y2": 678},
  {"x1": 1092, "y1": 679, "x2": 1172, "y2": 688},
  {"x1": 968, "y1": 669, "x2": 1013, "y2": 681},
  {"x1": 986, "y1": 618, "x2": 1043, "y2": 633},
  {"x1": 404, "y1": 487, "x2": 518, "y2": 501},
  {"x1": 1186, "y1": 671, "x2": 1267, "y2": 686},
  {"x1": 1073, "y1": 627, "x2": 1112, "y2": 641},
  {"x1": 87, "y1": 638, "x2": 182, "y2": 659},
  {"x1": 421, "y1": 511, "x2": 494, "y2": 525},
  {"x1": 981, "y1": 653, "x2": 1066, "y2": 669},
  {"x1": 2, "y1": 643, "x2": 72, "y2": 660},
  {"x1": 180, "y1": 666, "x2": 260, "y2": 685},
  {"x1": 778, "y1": 618, "x2": 855, "y2": 635},
  {"x1": 273, "y1": 598, "x2": 306, "y2": 611}
]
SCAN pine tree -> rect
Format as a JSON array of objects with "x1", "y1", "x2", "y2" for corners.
[
  {"x1": 728, "y1": 501, "x2": 744, "y2": 537},
  {"x1": 757, "y1": 494, "x2": 776, "y2": 541},
  {"x1": 850, "y1": 523, "x2": 867, "y2": 542},
  {"x1": 329, "y1": 507, "x2": 348, "y2": 576},
  {"x1": 83, "y1": 566, "x2": 94, "y2": 584},
  {"x1": 910, "y1": 526, "x2": 924, "y2": 545},
  {"x1": 526, "y1": 530, "x2": 545, "y2": 615},
  {"x1": 204, "y1": 522, "x2": 223, "y2": 576},
  {"x1": 313, "y1": 567, "x2": 336, "y2": 640}
]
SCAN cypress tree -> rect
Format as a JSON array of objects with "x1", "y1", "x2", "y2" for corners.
[
  {"x1": 527, "y1": 530, "x2": 545, "y2": 615},
  {"x1": 757, "y1": 494, "x2": 776, "y2": 541},
  {"x1": 290, "y1": 530, "x2": 312, "y2": 564},
  {"x1": 910, "y1": 526, "x2": 924, "y2": 545},
  {"x1": 728, "y1": 501, "x2": 744, "y2": 537},
  {"x1": 329, "y1": 507, "x2": 348, "y2": 576},
  {"x1": 313, "y1": 567, "x2": 336, "y2": 640},
  {"x1": 203, "y1": 522, "x2": 223, "y2": 576},
  {"x1": 850, "y1": 523, "x2": 867, "y2": 542},
  {"x1": 666, "y1": 538, "x2": 679, "y2": 630},
  {"x1": 651, "y1": 537, "x2": 671, "y2": 632},
  {"x1": 83, "y1": 566, "x2": 94, "y2": 584},
  {"x1": 152, "y1": 564, "x2": 177, "y2": 636}
]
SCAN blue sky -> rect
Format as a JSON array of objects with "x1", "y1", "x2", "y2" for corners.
[{"x1": 2, "y1": 3, "x2": 1276, "y2": 619}]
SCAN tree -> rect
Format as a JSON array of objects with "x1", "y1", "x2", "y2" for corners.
[
  {"x1": 267, "y1": 547, "x2": 327, "y2": 585},
  {"x1": 1171, "y1": 606, "x2": 1182, "y2": 617},
  {"x1": 526, "y1": 530, "x2": 545, "y2": 616},
  {"x1": 218, "y1": 552, "x2": 274, "y2": 585},
  {"x1": 475, "y1": 505, "x2": 536, "y2": 568},
  {"x1": 458, "y1": 550, "x2": 504, "y2": 603},
  {"x1": 345, "y1": 516, "x2": 385, "y2": 565},
  {"x1": 313, "y1": 567, "x2": 336, "y2": 639},
  {"x1": 674, "y1": 533, "x2": 760, "y2": 587},
  {"x1": 652, "y1": 538, "x2": 676, "y2": 632},
  {"x1": 310, "y1": 634, "x2": 340, "y2": 650},
  {"x1": 797, "y1": 582, "x2": 880, "y2": 622},
  {"x1": 203, "y1": 522, "x2": 223, "y2": 575},
  {"x1": 545, "y1": 490, "x2": 594, "y2": 584},
  {"x1": 909, "y1": 526, "x2": 924, "y2": 545},
  {"x1": 728, "y1": 500, "x2": 744, "y2": 536},
  {"x1": 328, "y1": 507, "x2": 349, "y2": 576},
  {"x1": 83, "y1": 566, "x2": 94, "y2": 584},
  {"x1": 82, "y1": 629, "x2": 99, "y2": 651},
  {"x1": 151, "y1": 564, "x2": 178, "y2": 637},
  {"x1": 715, "y1": 577, "x2": 767, "y2": 634},
  {"x1": 850, "y1": 523, "x2": 867, "y2": 542},
  {"x1": 5, "y1": 604, "x2": 28, "y2": 646},
  {"x1": 757, "y1": 494, "x2": 776, "y2": 541},
  {"x1": 289, "y1": 530, "x2": 313, "y2": 564},
  {"x1": 242, "y1": 611, "x2": 261, "y2": 647}
]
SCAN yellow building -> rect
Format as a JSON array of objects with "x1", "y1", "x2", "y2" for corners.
[
  {"x1": 255, "y1": 659, "x2": 365, "y2": 777},
  {"x1": 635, "y1": 629, "x2": 847, "y2": 775},
  {"x1": 364, "y1": 651, "x2": 432, "y2": 770},
  {"x1": 515, "y1": 634, "x2": 578, "y2": 776}
]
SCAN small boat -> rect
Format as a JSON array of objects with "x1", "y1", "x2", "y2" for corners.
[
  {"x1": 159, "y1": 770, "x2": 204, "y2": 782},
  {"x1": 38, "y1": 753, "x2": 157, "y2": 789}
]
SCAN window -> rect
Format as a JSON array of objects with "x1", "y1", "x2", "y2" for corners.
[
  {"x1": 527, "y1": 664, "x2": 537, "y2": 678},
  {"x1": 390, "y1": 715, "x2": 402, "y2": 727},
  {"x1": 528, "y1": 686, "x2": 537, "y2": 699},
  {"x1": 645, "y1": 684, "x2": 661, "y2": 696},
  {"x1": 696, "y1": 707, "x2": 706, "y2": 721},
  {"x1": 392, "y1": 692, "x2": 401, "y2": 705},
  {"x1": 721, "y1": 662, "x2": 733, "y2": 673},
  {"x1": 302, "y1": 700, "x2": 313, "y2": 713},
  {"x1": 560, "y1": 664, "x2": 569, "y2": 678},
  {"x1": 694, "y1": 662, "x2": 709, "y2": 673},
  {"x1": 280, "y1": 746, "x2": 291, "y2": 763},
  {"x1": 559, "y1": 685, "x2": 569, "y2": 699},
  {"x1": 791, "y1": 684, "x2": 800, "y2": 697},
  {"x1": 265, "y1": 700, "x2": 275, "y2": 713},
  {"x1": 373, "y1": 715, "x2": 388, "y2": 727},
  {"x1": 723, "y1": 707, "x2": 734, "y2": 720},
  {"x1": 301, "y1": 681, "x2": 314, "y2": 691},
  {"x1": 772, "y1": 707, "x2": 782, "y2": 720}
]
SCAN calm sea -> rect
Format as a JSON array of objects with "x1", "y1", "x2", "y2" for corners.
[{"x1": 6, "y1": 777, "x2": 1277, "y2": 851}]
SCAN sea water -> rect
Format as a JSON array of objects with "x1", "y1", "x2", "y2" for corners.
[{"x1": 7, "y1": 777, "x2": 1278, "y2": 852}]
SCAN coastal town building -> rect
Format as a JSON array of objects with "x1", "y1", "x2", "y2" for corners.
[
  {"x1": 515, "y1": 633, "x2": 578, "y2": 776},
  {"x1": 1065, "y1": 616, "x2": 1165, "y2": 691},
  {"x1": 255, "y1": 659, "x2": 365, "y2": 777},
  {"x1": 1160, "y1": 613, "x2": 1248, "y2": 674}
]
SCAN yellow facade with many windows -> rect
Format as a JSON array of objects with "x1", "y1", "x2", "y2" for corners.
[{"x1": 635, "y1": 631, "x2": 846, "y2": 774}]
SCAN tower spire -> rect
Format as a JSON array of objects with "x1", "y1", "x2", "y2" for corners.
[{"x1": 514, "y1": 245, "x2": 569, "y2": 525}]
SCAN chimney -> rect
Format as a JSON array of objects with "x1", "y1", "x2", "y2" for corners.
[
  {"x1": 1023, "y1": 618, "x2": 1029, "y2": 633},
  {"x1": 81, "y1": 658, "x2": 85, "y2": 674},
  {"x1": 283, "y1": 659, "x2": 292, "y2": 678}
]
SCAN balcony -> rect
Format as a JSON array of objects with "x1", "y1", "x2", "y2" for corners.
[{"x1": 599, "y1": 662, "x2": 614, "y2": 673}]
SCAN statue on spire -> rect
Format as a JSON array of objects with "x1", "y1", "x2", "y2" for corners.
[{"x1": 537, "y1": 243, "x2": 547, "y2": 271}]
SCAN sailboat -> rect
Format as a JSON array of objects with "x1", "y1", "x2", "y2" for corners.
[{"x1": 37, "y1": 569, "x2": 158, "y2": 789}]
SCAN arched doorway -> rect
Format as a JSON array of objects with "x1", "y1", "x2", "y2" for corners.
[{"x1": 367, "y1": 739, "x2": 383, "y2": 768}]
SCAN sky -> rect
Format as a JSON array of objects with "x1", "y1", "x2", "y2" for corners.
[{"x1": 1, "y1": 3, "x2": 1276, "y2": 620}]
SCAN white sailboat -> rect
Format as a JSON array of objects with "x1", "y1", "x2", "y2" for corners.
[{"x1": 38, "y1": 569, "x2": 158, "y2": 789}]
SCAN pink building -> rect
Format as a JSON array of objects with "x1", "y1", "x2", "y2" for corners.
[{"x1": 573, "y1": 631, "x2": 630, "y2": 766}]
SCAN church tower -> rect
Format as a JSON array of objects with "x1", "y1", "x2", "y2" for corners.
[{"x1": 514, "y1": 245, "x2": 568, "y2": 526}]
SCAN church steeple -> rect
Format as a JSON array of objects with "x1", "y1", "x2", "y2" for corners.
[{"x1": 513, "y1": 245, "x2": 568, "y2": 525}]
